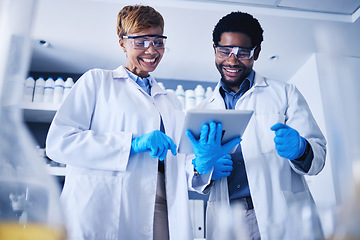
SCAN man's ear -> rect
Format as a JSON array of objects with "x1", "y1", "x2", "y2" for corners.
[
  {"x1": 254, "y1": 45, "x2": 261, "y2": 61},
  {"x1": 213, "y1": 43, "x2": 217, "y2": 55}
]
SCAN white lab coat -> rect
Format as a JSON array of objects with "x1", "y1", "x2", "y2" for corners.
[
  {"x1": 46, "y1": 66, "x2": 194, "y2": 240},
  {"x1": 191, "y1": 73, "x2": 326, "y2": 240}
]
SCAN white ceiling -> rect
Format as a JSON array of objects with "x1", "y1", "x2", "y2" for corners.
[{"x1": 29, "y1": 0, "x2": 360, "y2": 84}]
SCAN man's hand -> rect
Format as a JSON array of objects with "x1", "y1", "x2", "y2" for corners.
[
  {"x1": 211, "y1": 154, "x2": 233, "y2": 180},
  {"x1": 271, "y1": 123, "x2": 306, "y2": 160},
  {"x1": 187, "y1": 122, "x2": 241, "y2": 174}
]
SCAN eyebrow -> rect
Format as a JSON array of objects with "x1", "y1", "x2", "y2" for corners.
[
  {"x1": 216, "y1": 45, "x2": 253, "y2": 49},
  {"x1": 124, "y1": 35, "x2": 167, "y2": 39}
]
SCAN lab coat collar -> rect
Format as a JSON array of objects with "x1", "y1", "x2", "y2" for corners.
[
  {"x1": 207, "y1": 71, "x2": 268, "y2": 108},
  {"x1": 253, "y1": 72, "x2": 268, "y2": 87},
  {"x1": 112, "y1": 65, "x2": 167, "y2": 96},
  {"x1": 112, "y1": 65, "x2": 129, "y2": 79}
]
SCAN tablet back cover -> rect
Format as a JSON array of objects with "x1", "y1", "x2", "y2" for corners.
[{"x1": 178, "y1": 109, "x2": 253, "y2": 154}]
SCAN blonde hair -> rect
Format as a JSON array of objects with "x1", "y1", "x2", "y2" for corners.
[{"x1": 117, "y1": 5, "x2": 164, "y2": 38}]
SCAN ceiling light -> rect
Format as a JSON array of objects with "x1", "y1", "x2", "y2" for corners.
[
  {"x1": 269, "y1": 55, "x2": 279, "y2": 61},
  {"x1": 38, "y1": 39, "x2": 50, "y2": 47}
]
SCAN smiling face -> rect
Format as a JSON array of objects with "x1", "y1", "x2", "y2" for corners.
[
  {"x1": 120, "y1": 27, "x2": 165, "y2": 78},
  {"x1": 214, "y1": 32, "x2": 260, "y2": 92}
]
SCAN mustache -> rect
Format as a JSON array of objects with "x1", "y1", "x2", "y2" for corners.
[{"x1": 221, "y1": 63, "x2": 243, "y2": 68}]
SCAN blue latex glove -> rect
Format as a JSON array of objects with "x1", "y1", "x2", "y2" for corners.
[
  {"x1": 211, "y1": 154, "x2": 233, "y2": 180},
  {"x1": 186, "y1": 121, "x2": 241, "y2": 174},
  {"x1": 270, "y1": 123, "x2": 307, "y2": 160},
  {"x1": 130, "y1": 130, "x2": 177, "y2": 161}
]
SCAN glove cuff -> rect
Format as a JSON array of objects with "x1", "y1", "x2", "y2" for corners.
[
  {"x1": 296, "y1": 136, "x2": 307, "y2": 159},
  {"x1": 130, "y1": 138, "x2": 137, "y2": 155},
  {"x1": 192, "y1": 158, "x2": 212, "y2": 175}
]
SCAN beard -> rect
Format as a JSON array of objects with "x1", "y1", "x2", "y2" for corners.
[{"x1": 216, "y1": 62, "x2": 252, "y2": 91}]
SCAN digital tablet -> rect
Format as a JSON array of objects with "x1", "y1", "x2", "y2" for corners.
[{"x1": 178, "y1": 109, "x2": 254, "y2": 154}]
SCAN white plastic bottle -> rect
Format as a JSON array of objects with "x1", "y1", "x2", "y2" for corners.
[
  {"x1": 43, "y1": 77, "x2": 55, "y2": 104},
  {"x1": 205, "y1": 86, "x2": 213, "y2": 98},
  {"x1": 194, "y1": 85, "x2": 205, "y2": 106},
  {"x1": 175, "y1": 85, "x2": 185, "y2": 110},
  {"x1": 22, "y1": 76, "x2": 35, "y2": 102},
  {"x1": 53, "y1": 77, "x2": 64, "y2": 104},
  {"x1": 185, "y1": 89, "x2": 196, "y2": 111},
  {"x1": 63, "y1": 77, "x2": 74, "y2": 101},
  {"x1": 33, "y1": 77, "x2": 45, "y2": 103}
]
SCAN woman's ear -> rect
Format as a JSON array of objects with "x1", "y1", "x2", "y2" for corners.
[{"x1": 119, "y1": 38, "x2": 126, "y2": 52}]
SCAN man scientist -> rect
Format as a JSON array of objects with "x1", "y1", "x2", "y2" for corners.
[{"x1": 187, "y1": 11, "x2": 327, "y2": 240}]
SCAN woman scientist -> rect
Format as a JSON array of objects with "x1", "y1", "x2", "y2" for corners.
[{"x1": 46, "y1": 5, "x2": 194, "y2": 240}]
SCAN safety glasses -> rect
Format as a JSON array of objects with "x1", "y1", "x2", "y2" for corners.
[
  {"x1": 215, "y1": 45, "x2": 256, "y2": 60},
  {"x1": 122, "y1": 35, "x2": 167, "y2": 50}
]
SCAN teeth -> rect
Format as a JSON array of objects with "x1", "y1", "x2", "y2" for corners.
[
  {"x1": 226, "y1": 69, "x2": 239, "y2": 73},
  {"x1": 142, "y1": 58, "x2": 156, "y2": 63}
]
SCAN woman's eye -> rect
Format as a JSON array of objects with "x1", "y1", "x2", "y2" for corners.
[{"x1": 135, "y1": 41, "x2": 145, "y2": 46}]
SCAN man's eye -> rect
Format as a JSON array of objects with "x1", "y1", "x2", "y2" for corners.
[
  {"x1": 219, "y1": 50, "x2": 230, "y2": 55},
  {"x1": 154, "y1": 40, "x2": 164, "y2": 46},
  {"x1": 238, "y1": 53, "x2": 250, "y2": 57}
]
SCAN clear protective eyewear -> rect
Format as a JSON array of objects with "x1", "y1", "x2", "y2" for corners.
[
  {"x1": 122, "y1": 34, "x2": 167, "y2": 49},
  {"x1": 215, "y1": 45, "x2": 256, "y2": 60}
]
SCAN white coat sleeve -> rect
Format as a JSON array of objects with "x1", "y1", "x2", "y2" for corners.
[
  {"x1": 285, "y1": 84, "x2": 326, "y2": 175},
  {"x1": 185, "y1": 153, "x2": 213, "y2": 193},
  {"x1": 45, "y1": 70, "x2": 132, "y2": 171}
]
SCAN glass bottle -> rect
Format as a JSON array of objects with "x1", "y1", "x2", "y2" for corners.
[
  {"x1": 0, "y1": 1, "x2": 66, "y2": 239},
  {"x1": 329, "y1": 161, "x2": 360, "y2": 240}
]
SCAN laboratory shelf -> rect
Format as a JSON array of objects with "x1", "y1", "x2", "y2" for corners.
[{"x1": 22, "y1": 102, "x2": 60, "y2": 123}]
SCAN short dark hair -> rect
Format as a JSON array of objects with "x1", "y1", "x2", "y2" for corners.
[
  {"x1": 117, "y1": 5, "x2": 164, "y2": 38},
  {"x1": 212, "y1": 11, "x2": 264, "y2": 47}
]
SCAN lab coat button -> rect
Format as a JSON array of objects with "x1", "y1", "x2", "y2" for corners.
[{"x1": 144, "y1": 226, "x2": 150, "y2": 232}]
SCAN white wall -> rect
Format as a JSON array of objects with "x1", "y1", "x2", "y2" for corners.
[
  {"x1": 312, "y1": 19, "x2": 360, "y2": 206},
  {"x1": 289, "y1": 54, "x2": 337, "y2": 237},
  {"x1": 315, "y1": 53, "x2": 360, "y2": 199}
]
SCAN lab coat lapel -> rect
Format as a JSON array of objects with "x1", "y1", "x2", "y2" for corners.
[
  {"x1": 112, "y1": 66, "x2": 153, "y2": 98},
  {"x1": 150, "y1": 77, "x2": 168, "y2": 97},
  {"x1": 205, "y1": 82, "x2": 226, "y2": 110}
]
